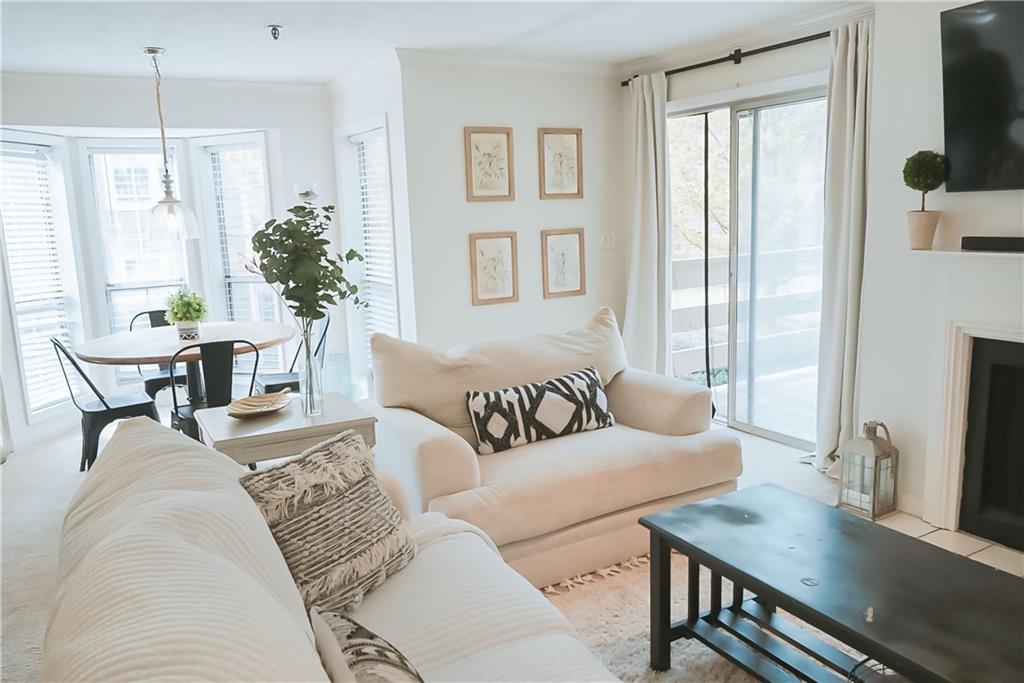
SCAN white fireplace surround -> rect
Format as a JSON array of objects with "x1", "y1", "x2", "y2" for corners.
[{"x1": 924, "y1": 322, "x2": 1024, "y2": 530}]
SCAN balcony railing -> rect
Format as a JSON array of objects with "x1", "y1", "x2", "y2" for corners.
[{"x1": 671, "y1": 246, "x2": 821, "y2": 377}]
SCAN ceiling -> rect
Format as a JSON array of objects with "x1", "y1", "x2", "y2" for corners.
[{"x1": 1, "y1": 2, "x2": 843, "y2": 85}]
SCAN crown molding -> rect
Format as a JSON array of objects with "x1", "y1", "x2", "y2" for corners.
[
  {"x1": 396, "y1": 48, "x2": 618, "y2": 80},
  {"x1": 616, "y1": 2, "x2": 875, "y2": 80}
]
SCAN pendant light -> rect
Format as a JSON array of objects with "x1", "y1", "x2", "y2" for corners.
[{"x1": 144, "y1": 47, "x2": 198, "y2": 239}]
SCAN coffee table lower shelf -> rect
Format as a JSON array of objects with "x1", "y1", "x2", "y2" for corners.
[{"x1": 650, "y1": 538, "x2": 886, "y2": 683}]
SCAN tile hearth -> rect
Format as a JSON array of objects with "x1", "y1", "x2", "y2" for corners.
[{"x1": 877, "y1": 512, "x2": 1024, "y2": 577}]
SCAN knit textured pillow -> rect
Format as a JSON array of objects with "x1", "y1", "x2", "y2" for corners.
[
  {"x1": 240, "y1": 430, "x2": 415, "y2": 612},
  {"x1": 467, "y1": 366, "x2": 615, "y2": 455}
]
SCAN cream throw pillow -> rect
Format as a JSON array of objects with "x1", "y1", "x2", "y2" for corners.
[
  {"x1": 371, "y1": 306, "x2": 628, "y2": 447},
  {"x1": 241, "y1": 431, "x2": 415, "y2": 613}
]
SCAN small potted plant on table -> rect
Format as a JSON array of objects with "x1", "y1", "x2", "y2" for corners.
[
  {"x1": 248, "y1": 203, "x2": 364, "y2": 416},
  {"x1": 903, "y1": 150, "x2": 950, "y2": 250},
  {"x1": 165, "y1": 288, "x2": 208, "y2": 340}
]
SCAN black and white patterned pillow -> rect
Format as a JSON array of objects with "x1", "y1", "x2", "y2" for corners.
[
  {"x1": 466, "y1": 367, "x2": 614, "y2": 455},
  {"x1": 311, "y1": 607, "x2": 423, "y2": 682}
]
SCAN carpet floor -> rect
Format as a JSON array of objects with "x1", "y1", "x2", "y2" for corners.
[
  {"x1": 2, "y1": 422, "x2": 834, "y2": 681},
  {"x1": 546, "y1": 553, "x2": 755, "y2": 682}
]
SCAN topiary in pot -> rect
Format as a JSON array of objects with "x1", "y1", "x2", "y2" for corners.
[
  {"x1": 165, "y1": 288, "x2": 208, "y2": 340},
  {"x1": 902, "y1": 150, "x2": 950, "y2": 250}
]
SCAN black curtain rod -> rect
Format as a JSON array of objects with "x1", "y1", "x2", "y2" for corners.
[{"x1": 619, "y1": 30, "x2": 831, "y2": 87}]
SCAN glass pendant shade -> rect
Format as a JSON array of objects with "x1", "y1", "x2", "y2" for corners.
[
  {"x1": 150, "y1": 189, "x2": 199, "y2": 240},
  {"x1": 150, "y1": 172, "x2": 198, "y2": 239}
]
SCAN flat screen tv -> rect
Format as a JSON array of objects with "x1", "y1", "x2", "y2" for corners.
[{"x1": 940, "y1": 1, "x2": 1024, "y2": 192}]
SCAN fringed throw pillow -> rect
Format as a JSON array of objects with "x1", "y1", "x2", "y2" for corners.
[
  {"x1": 310, "y1": 607, "x2": 423, "y2": 683},
  {"x1": 240, "y1": 430, "x2": 415, "y2": 613},
  {"x1": 467, "y1": 366, "x2": 615, "y2": 455}
]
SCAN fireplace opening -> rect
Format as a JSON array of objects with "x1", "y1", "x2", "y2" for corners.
[{"x1": 960, "y1": 338, "x2": 1024, "y2": 550}]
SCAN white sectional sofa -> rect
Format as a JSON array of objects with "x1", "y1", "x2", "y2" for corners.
[
  {"x1": 368, "y1": 307, "x2": 743, "y2": 588},
  {"x1": 42, "y1": 417, "x2": 616, "y2": 682}
]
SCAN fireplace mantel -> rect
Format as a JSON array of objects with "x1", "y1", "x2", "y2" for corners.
[{"x1": 925, "y1": 322, "x2": 1024, "y2": 529}]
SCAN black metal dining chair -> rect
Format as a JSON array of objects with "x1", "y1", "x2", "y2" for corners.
[
  {"x1": 129, "y1": 309, "x2": 188, "y2": 399},
  {"x1": 254, "y1": 314, "x2": 330, "y2": 395},
  {"x1": 169, "y1": 340, "x2": 259, "y2": 441},
  {"x1": 51, "y1": 338, "x2": 160, "y2": 472}
]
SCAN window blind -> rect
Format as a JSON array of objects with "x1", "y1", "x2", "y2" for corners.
[
  {"x1": 350, "y1": 128, "x2": 399, "y2": 361},
  {"x1": 0, "y1": 144, "x2": 80, "y2": 411},
  {"x1": 207, "y1": 143, "x2": 281, "y2": 371}
]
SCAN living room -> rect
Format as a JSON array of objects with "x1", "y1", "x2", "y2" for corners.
[{"x1": 2, "y1": 2, "x2": 1022, "y2": 681}]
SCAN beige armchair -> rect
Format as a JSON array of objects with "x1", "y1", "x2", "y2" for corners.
[{"x1": 365, "y1": 308, "x2": 742, "y2": 587}]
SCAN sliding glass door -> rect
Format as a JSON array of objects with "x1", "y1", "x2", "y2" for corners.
[
  {"x1": 667, "y1": 91, "x2": 826, "y2": 449},
  {"x1": 732, "y1": 96, "x2": 826, "y2": 447}
]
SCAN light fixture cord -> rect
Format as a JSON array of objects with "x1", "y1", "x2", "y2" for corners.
[{"x1": 149, "y1": 53, "x2": 170, "y2": 179}]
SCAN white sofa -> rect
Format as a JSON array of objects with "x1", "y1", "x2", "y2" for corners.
[
  {"x1": 368, "y1": 307, "x2": 742, "y2": 588},
  {"x1": 42, "y1": 417, "x2": 616, "y2": 682}
]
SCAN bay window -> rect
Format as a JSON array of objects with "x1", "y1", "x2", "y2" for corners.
[{"x1": 1, "y1": 127, "x2": 282, "y2": 425}]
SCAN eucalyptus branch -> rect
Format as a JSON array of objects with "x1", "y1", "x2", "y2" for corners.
[{"x1": 244, "y1": 255, "x2": 302, "y2": 329}]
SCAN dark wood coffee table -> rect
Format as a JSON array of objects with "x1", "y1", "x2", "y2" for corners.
[{"x1": 640, "y1": 484, "x2": 1024, "y2": 682}]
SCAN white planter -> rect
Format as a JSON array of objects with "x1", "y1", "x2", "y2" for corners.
[
  {"x1": 907, "y1": 210, "x2": 941, "y2": 250},
  {"x1": 175, "y1": 320, "x2": 200, "y2": 341}
]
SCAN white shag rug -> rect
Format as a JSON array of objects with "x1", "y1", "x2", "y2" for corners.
[
  {"x1": 545, "y1": 552, "x2": 755, "y2": 682},
  {"x1": 544, "y1": 552, "x2": 865, "y2": 683}
]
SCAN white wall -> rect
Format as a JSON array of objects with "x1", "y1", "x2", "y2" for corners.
[
  {"x1": 857, "y1": 3, "x2": 1024, "y2": 517},
  {"x1": 0, "y1": 72, "x2": 338, "y2": 445},
  {"x1": 396, "y1": 51, "x2": 628, "y2": 351}
]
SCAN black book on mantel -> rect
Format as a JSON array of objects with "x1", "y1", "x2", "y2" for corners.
[{"x1": 960, "y1": 236, "x2": 1024, "y2": 253}]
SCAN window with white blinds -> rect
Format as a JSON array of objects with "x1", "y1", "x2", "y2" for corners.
[
  {"x1": 0, "y1": 143, "x2": 80, "y2": 413},
  {"x1": 205, "y1": 142, "x2": 281, "y2": 371},
  {"x1": 88, "y1": 149, "x2": 187, "y2": 336},
  {"x1": 350, "y1": 128, "x2": 399, "y2": 359}
]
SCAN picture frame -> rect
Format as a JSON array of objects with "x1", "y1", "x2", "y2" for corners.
[
  {"x1": 541, "y1": 228, "x2": 586, "y2": 298},
  {"x1": 464, "y1": 127, "x2": 515, "y2": 202},
  {"x1": 469, "y1": 231, "x2": 519, "y2": 305},
  {"x1": 538, "y1": 128, "x2": 583, "y2": 199}
]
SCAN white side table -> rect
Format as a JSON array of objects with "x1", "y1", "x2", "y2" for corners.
[{"x1": 195, "y1": 392, "x2": 376, "y2": 465}]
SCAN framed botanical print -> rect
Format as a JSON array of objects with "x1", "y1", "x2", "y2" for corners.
[
  {"x1": 469, "y1": 231, "x2": 519, "y2": 305},
  {"x1": 538, "y1": 128, "x2": 583, "y2": 199},
  {"x1": 464, "y1": 127, "x2": 515, "y2": 202},
  {"x1": 541, "y1": 228, "x2": 586, "y2": 298}
]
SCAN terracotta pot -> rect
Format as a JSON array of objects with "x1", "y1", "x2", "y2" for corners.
[{"x1": 907, "y1": 210, "x2": 941, "y2": 250}]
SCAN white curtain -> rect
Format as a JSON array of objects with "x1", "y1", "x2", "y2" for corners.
[
  {"x1": 622, "y1": 73, "x2": 671, "y2": 375},
  {"x1": 816, "y1": 19, "x2": 873, "y2": 471}
]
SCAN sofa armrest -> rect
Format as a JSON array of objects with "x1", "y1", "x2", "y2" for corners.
[
  {"x1": 605, "y1": 368, "x2": 711, "y2": 436},
  {"x1": 359, "y1": 400, "x2": 481, "y2": 513}
]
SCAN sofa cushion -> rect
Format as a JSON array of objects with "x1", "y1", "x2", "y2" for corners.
[
  {"x1": 468, "y1": 367, "x2": 615, "y2": 454},
  {"x1": 372, "y1": 306, "x2": 628, "y2": 446},
  {"x1": 240, "y1": 430, "x2": 415, "y2": 613},
  {"x1": 427, "y1": 425, "x2": 742, "y2": 547},
  {"x1": 41, "y1": 417, "x2": 328, "y2": 682},
  {"x1": 350, "y1": 513, "x2": 617, "y2": 681}
]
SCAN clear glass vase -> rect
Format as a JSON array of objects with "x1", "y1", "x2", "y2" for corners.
[{"x1": 300, "y1": 327, "x2": 324, "y2": 416}]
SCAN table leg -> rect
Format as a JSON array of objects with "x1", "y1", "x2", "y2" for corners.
[
  {"x1": 185, "y1": 360, "x2": 205, "y2": 405},
  {"x1": 650, "y1": 531, "x2": 671, "y2": 671}
]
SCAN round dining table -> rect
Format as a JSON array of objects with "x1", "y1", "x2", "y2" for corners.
[{"x1": 75, "y1": 321, "x2": 295, "y2": 403}]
